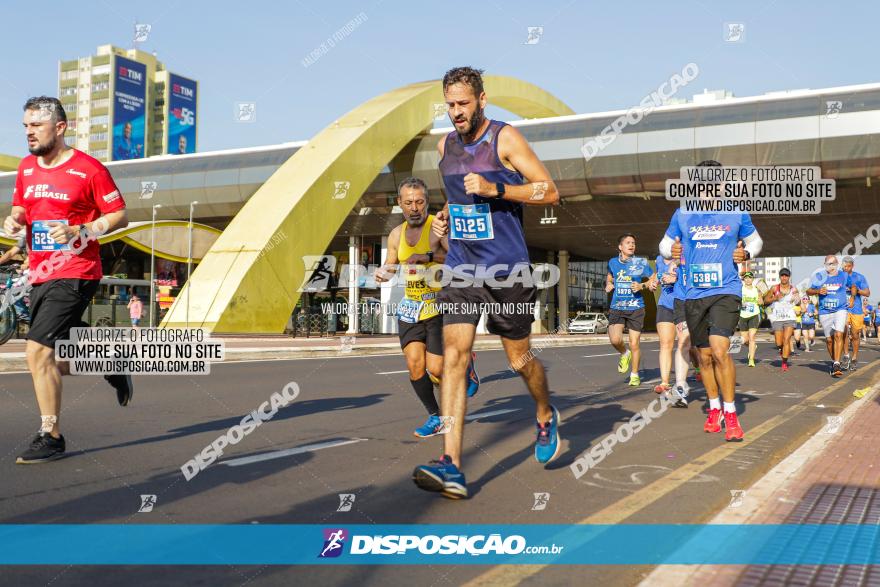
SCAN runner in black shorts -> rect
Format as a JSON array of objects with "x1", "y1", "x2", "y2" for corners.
[
  {"x1": 5, "y1": 97, "x2": 132, "y2": 464},
  {"x1": 605, "y1": 234, "x2": 656, "y2": 387},
  {"x1": 412, "y1": 67, "x2": 562, "y2": 499},
  {"x1": 654, "y1": 254, "x2": 688, "y2": 406},
  {"x1": 659, "y1": 160, "x2": 764, "y2": 442},
  {"x1": 377, "y1": 177, "x2": 478, "y2": 438}
]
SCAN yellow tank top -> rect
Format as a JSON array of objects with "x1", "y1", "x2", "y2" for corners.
[{"x1": 397, "y1": 215, "x2": 440, "y2": 321}]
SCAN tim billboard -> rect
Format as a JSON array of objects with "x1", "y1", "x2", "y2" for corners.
[
  {"x1": 111, "y1": 56, "x2": 147, "y2": 161},
  {"x1": 167, "y1": 74, "x2": 197, "y2": 154}
]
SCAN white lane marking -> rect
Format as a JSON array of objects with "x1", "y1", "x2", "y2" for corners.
[
  {"x1": 375, "y1": 370, "x2": 410, "y2": 375},
  {"x1": 221, "y1": 438, "x2": 368, "y2": 467},
  {"x1": 583, "y1": 349, "x2": 661, "y2": 358},
  {"x1": 465, "y1": 408, "x2": 520, "y2": 421}
]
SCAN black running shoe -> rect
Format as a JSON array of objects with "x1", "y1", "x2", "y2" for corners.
[
  {"x1": 105, "y1": 374, "x2": 133, "y2": 406},
  {"x1": 16, "y1": 433, "x2": 66, "y2": 464}
]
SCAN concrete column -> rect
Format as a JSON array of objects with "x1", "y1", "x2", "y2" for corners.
[
  {"x1": 379, "y1": 235, "x2": 396, "y2": 335},
  {"x1": 545, "y1": 250, "x2": 556, "y2": 332},
  {"x1": 558, "y1": 250, "x2": 569, "y2": 331},
  {"x1": 347, "y1": 236, "x2": 359, "y2": 334}
]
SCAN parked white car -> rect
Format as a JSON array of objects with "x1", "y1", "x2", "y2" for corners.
[{"x1": 568, "y1": 312, "x2": 609, "y2": 334}]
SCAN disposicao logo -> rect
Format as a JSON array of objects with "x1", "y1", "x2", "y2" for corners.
[{"x1": 319, "y1": 528, "x2": 348, "y2": 558}]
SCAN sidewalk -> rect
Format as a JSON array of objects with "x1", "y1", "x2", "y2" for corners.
[{"x1": 642, "y1": 367, "x2": 880, "y2": 587}]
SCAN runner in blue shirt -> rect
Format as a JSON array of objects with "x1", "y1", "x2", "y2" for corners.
[
  {"x1": 865, "y1": 301, "x2": 876, "y2": 339},
  {"x1": 806, "y1": 254, "x2": 852, "y2": 377},
  {"x1": 871, "y1": 304, "x2": 880, "y2": 338},
  {"x1": 605, "y1": 234, "x2": 657, "y2": 387},
  {"x1": 654, "y1": 254, "x2": 689, "y2": 406},
  {"x1": 800, "y1": 296, "x2": 817, "y2": 352},
  {"x1": 841, "y1": 256, "x2": 871, "y2": 370},
  {"x1": 659, "y1": 160, "x2": 763, "y2": 442}
]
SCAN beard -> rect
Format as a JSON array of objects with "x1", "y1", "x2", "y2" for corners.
[
  {"x1": 405, "y1": 214, "x2": 426, "y2": 228},
  {"x1": 454, "y1": 105, "x2": 485, "y2": 143},
  {"x1": 29, "y1": 135, "x2": 57, "y2": 157}
]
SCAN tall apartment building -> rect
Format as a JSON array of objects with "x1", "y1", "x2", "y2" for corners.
[
  {"x1": 58, "y1": 45, "x2": 197, "y2": 162},
  {"x1": 750, "y1": 256, "x2": 792, "y2": 284}
]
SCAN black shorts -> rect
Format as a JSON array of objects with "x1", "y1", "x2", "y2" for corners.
[
  {"x1": 673, "y1": 298, "x2": 687, "y2": 325},
  {"x1": 398, "y1": 315, "x2": 443, "y2": 355},
  {"x1": 685, "y1": 294, "x2": 741, "y2": 348},
  {"x1": 608, "y1": 308, "x2": 645, "y2": 331},
  {"x1": 28, "y1": 278, "x2": 99, "y2": 349},
  {"x1": 438, "y1": 281, "x2": 536, "y2": 340},
  {"x1": 656, "y1": 304, "x2": 675, "y2": 324},
  {"x1": 738, "y1": 314, "x2": 760, "y2": 331}
]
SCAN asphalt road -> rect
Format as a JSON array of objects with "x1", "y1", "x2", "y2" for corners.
[{"x1": 1, "y1": 338, "x2": 878, "y2": 586}]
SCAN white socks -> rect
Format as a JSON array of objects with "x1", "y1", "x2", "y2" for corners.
[{"x1": 708, "y1": 399, "x2": 736, "y2": 413}]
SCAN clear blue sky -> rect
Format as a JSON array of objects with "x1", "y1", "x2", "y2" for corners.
[{"x1": 1, "y1": 0, "x2": 878, "y2": 291}]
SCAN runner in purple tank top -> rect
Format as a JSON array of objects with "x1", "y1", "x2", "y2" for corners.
[{"x1": 412, "y1": 67, "x2": 563, "y2": 500}]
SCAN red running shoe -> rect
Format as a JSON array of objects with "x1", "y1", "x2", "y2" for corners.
[
  {"x1": 781, "y1": 362, "x2": 789, "y2": 372},
  {"x1": 704, "y1": 408, "x2": 722, "y2": 433},
  {"x1": 653, "y1": 383, "x2": 671, "y2": 394},
  {"x1": 724, "y1": 411, "x2": 744, "y2": 442}
]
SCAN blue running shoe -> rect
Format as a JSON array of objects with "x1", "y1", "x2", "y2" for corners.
[
  {"x1": 466, "y1": 352, "x2": 480, "y2": 397},
  {"x1": 413, "y1": 414, "x2": 443, "y2": 438},
  {"x1": 535, "y1": 405, "x2": 562, "y2": 464},
  {"x1": 412, "y1": 455, "x2": 468, "y2": 499}
]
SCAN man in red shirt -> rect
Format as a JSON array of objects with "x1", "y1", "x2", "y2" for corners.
[{"x1": 4, "y1": 96, "x2": 131, "y2": 463}]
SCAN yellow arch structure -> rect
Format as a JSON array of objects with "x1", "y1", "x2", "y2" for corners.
[
  {"x1": 0, "y1": 154, "x2": 21, "y2": 172},
  {"x1": 163, "y1": 76, "x2": 574, "y2": 332}
]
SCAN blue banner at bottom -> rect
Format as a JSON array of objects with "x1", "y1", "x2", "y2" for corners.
[{"x1": 0, "y1": 524, "x2": 878, "y2": 565}]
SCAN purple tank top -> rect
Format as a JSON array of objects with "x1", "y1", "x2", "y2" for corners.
[{"x1": 438, "y1": 120, "x2": 530, "y2": 278}]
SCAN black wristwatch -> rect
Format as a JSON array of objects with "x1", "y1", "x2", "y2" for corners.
[
  {"x1": 743, "y1": 249, "x2": 751, "y2": 260},
  {"x1": 426, "y1": 251, "x2": 434, "y2": 263},
  {"x1": 495, "y1": 182, "x2": 506, "y2": 198}
]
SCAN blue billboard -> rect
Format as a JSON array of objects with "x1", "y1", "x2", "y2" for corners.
[
  {"x1": 167, "y1": 73, "x2": 197, "y2": 154},
  {"x1": 111, "y1": 56, "x2": 147, "y2": 161}
]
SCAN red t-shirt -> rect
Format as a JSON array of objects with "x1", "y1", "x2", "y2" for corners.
[{"x1": 12, "y1": 149, "x2": 125, "y2": 284}]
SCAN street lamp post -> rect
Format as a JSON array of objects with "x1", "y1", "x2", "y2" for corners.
[
  {"x1": 150, "y1": 203, "x2": 162, "y2": 327},
  {"x1": 186, "y1": 201, "x2": 198, "y2": 328}
]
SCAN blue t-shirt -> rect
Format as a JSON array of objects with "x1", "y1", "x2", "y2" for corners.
[
  {"x1": 864, "y1": 305, "x2": 873, "y2": 322},
  {"x1": 802, "y1": 303, "x2": 816, "y2": 325},
  {"x1": 608, "y1": 256, "x2": 652, "y2": 311},
  {"x1": 655, "y1": 255, "x2": 676, "y2": 310},
  {"x1": 673, "y1": 258, "x2": 687, "y2": 300},
  {"x1": 811, "y1": 271, "x2": 851, "y2": 315},
  {"x1": 846, "y1": 271, "x2": 869, "y2": 314},
  {"x1": 664, "y1": 210, "x2": 756, "y2": 300}
]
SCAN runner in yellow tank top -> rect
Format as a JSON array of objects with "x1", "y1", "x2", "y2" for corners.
[
  {"x1": 396, "y1": 214, "x2": 441, "y2": 323},
  {"x1": 376, "y1": 177, "x2": 479, "y2": 439}
]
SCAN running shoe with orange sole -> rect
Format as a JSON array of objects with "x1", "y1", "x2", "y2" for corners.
[{"x1": 653, "y1": 383, "x2": 672, "y2": 394}]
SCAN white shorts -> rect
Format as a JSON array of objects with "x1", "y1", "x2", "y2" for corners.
[{"x1": 819, "y1": 310, "x2": 847, "y2": 335}]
